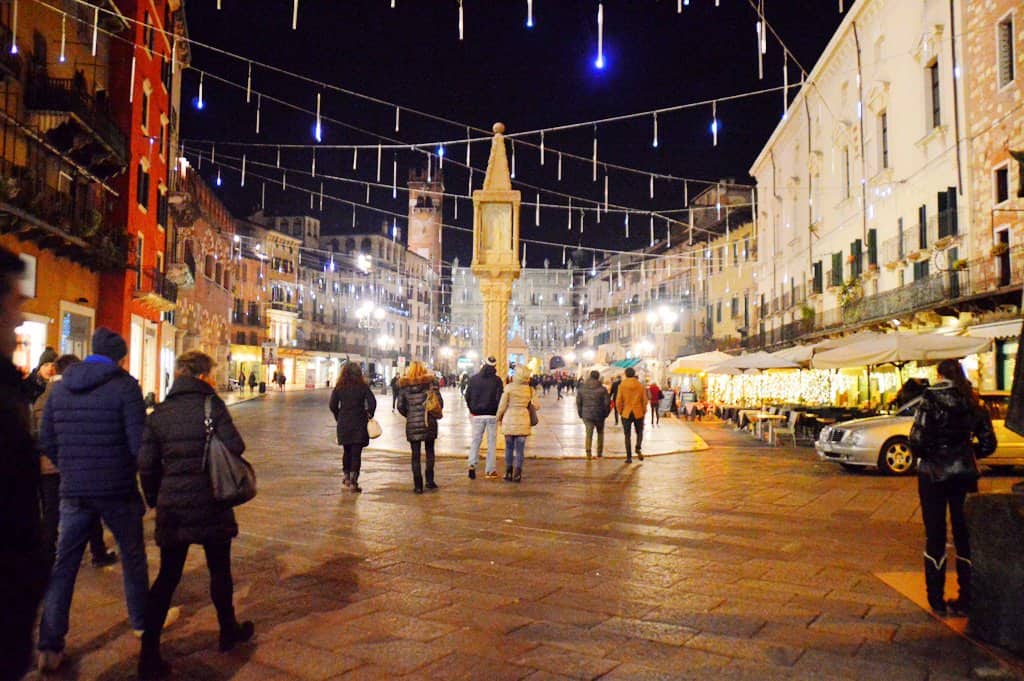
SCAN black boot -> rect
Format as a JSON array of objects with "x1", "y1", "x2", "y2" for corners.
[
  {"x1": 947, "y1": 556, "x2": 971, "y2": 616},
  {"x1": 512, "y1": 467, "x2": 522, "y2": 483},
  {"x1": 425, "y1": 469, "x2": 438, "y2": 490},
  {"x1": 504, "y1": 465, "x2": 513, "y2": 481},
  {"x1": 413, "y1": 473, "x2": 424, "y2": 493},
  {"x1": 350, "y1": 472, "x2": 362, "y2": 493},
  {"x1": 342, "y1": 471, "x2": 352, "y2": 488},
  {"x1": 219, "y1": 621, "x2": 255, "y2": 652},
  {"x1": 924, "y1": 553, "x2": 947, "y2": 615},
  {"x1": 138, "y1": 633, "x2": 171, "y2": 680}
]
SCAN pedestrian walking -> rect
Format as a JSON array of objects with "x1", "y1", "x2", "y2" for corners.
[
  {"x1": 390, "y1": 374, "x2": 400, "y2": 412},
  {"x1": 137, "y1": 351, "x2": 254, "y2": 679},
  {"x1": 24, "y1": 346, "x2": 57, "y2": 403},
  {"x1": 0, "y1": 247, "x2": 49, "y2": 681},
  {"x1": 464, "y1": 356, "x2": 504, "y2": 479},
  {"x1": 237, "y1": 369, "x2": 245, "y2": 392},
  {"x1": 609, "y1": 375, "x2": 622, "y2": 426},
  {"x1": 37, "y1": 327, "x2": 175, "y2": 673},
  {"x1": 647, "y1": 380, "x2": 663, "y2": 426},
  {"x1": 277, "y1": 372, "x2": 286, "y2": 391},
  {"x1": 397, "y1": 361, "x2": 443, "y2": 493},
  {"x1": 909, "y1": 359, "x2": 996, "y2": 616},
  {"x1": 248, "y1": 371, "x2": 257, "y2": 393},
  {"x1": 329, "y1": 362, "x2": 377, "y2": 493},
  {"x1": 576, "y1": 370, "x2": 611, "y2": 459},
  {"x1": 616, "y1": 367, "x2": 648, "y2": 463},
  {"x1": 32, "y1": 354, "x2": 117, "y2": 571},
  {"x1": 496, "y1": 365, "x2": 538, "y2": 482}
]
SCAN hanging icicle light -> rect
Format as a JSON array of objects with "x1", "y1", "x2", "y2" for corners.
[
  {"x1": 539, "y1": 130, "x2": 545, "y2": 166},
  {"x1": 594, "y1": 3, "x2": 605, "y2": 69},
  {"x1": 282, "y1": 170, "x2": 287, "y2": 190},
  {"x1": 59, "y1": 13, "x2": 66, "y2": 62},
  {"x1": 511, "y1": 142, "x2": 516, "y2": 178},
  {"x1": 557, "y1": 152, "x2": 562, "y2": 181},
  {"x1": 196, "y1": 72, "x2": 205, "y2": 110},
  {"x1": 458, "y1": 0, "x2": 464, "y2": 41},
  {"x1": 314, "y1": 92, "x2": 322, "y2": 141},
  {"x1": 437, "y1": 144, "x2": 445, "y2": 170},
  {"x1": 216, "y1": 167, "x2": 222, "y2": 187},
  {"x1": 579, "y1": 208, "x2": 585, "y2": 234},
  {"x1": 319, "y1": 182, "x2": 324, "y2": 210},
  {"x1": 603, "y1": 173, "x2": 609, "y2": 214},
  {"x1": 241, "y1": 154, "x2": 246, "y2": 186},
  {"x1": 211, "y1": 144, "x2": 216, "y2": 164},
  {"x1": 311, "y1": 148, "x2": 316, "y2": 177},
  {"x1": 782, "y1": 53, "x2": 789, "y2": 120},
  {"x1": 649, "y1": 174, "x2": 655, "y2": 199},
  {"x1": 129, "y1": 56, "x2": 136, "y2": 103},
  {"x1": 567, "y1": 198, "x2": 572, "y2": 231},
  {"x1": 376, "y1": 143, "x2": 382, "y2": 181},
  {"x1": 365, "y1": 184, "x2": 370, "y2": 203},
  {"x1": 395, "y1": 106, "x2": 400, "y2": 132},
  {"x1": 465, "y1": 127, "x2": 471, "y2": 166},
  {"x1": 688, "y1": 206, "x2": 694, "y2": 244},
  {"x1": 562, "y1": 246, "x2": 566, "y2": 265},
  {"x1": 274, "y1": 146, "x2": 279, "y2": 167},
  {"x1": 625, "y1": 212, "x2": 630, "y2": 238},
  {"x1": 255, "y1": 94, "x2": 261, "y2": 133},
  {"x1": 684, "y1": 179, "x2": 689, "y2": 205},
  {"x1": 666, "y1": 218, "x2": 671, "y2": 247},
  {"x1": 291, "y1": 0, "x2": 300, "y2": 29},
  {"x1": 711, "y1": 101, "x2": 719, "y2": 146},
  {"x1": 521, "y1": 242, "x2": 527, "y2": 267},
  {"x1": 392, "y1": 155, "x2": 397, "y2": 198},
  {"x1": 352, "y1": 147, "x2": 358, "y2": 170},
  {"x1": 652, "y1": 112, "x2": 659, "y2": 148},
  {"x1": 454, "y1": 196, "x2": 459, "y2": 219},
  {"x1": 526, "y1": 0, "x2": 534, "y2": 27},
  {"x1": 535, "y1": 193, "x2": 540, "y2": 226},
  {"x1": 649, "y1": 214, "x2": 655, "y2": 246},
  {"x1": 246, "y1": 62, "x2": 252, "y2": 102},
  {"x1": 261, "y1": 182, "x2": 266, "y2": 210},
  {"x1": 467, "y1": 168, "x2": 473, "y2": 195},
  {"x1": 592, "y1": 126, "x2": 598, "y2": 181},
  {"x1": 91, "y1": 5, "x2": 98, "y2": 56}
]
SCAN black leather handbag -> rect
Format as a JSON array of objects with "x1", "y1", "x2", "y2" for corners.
[{"x1": 203, "y1": 396, "x2": 257, "y2": 506}]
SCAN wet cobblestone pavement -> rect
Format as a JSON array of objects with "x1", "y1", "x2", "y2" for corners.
[{"x1": 28, "y1": 388, "x2": 1024, "y2": 680}]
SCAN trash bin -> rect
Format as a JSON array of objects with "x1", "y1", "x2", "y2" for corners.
[{"x1": 258, "y1": 381, "x2": 266, "y2": 394}]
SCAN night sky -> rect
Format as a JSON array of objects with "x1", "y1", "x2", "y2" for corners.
[{"x1": 181, "y1": 1, "x2": 848, "y2": 268}]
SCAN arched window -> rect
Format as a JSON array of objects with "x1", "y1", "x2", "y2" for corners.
[
  {"x1": 345, "y1": 238, "x2": 355, "y2": 253},
  {"x1": 204, "y1": 254, "x2": 214, "y2": 278},
  {"x1": 361, "y1": 238, "x2": 372, "y2": 254}
]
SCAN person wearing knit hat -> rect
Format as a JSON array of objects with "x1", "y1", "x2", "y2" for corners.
[{"x1": 37, "y1": 324, "x2": 170, "y2": 672}]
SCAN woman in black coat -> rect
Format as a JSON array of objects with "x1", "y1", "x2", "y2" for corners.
[
  {"x1": 909, "y1": 359, "x2": 996, "y2": 616},
  {"x1": 328, "y1": 362, "x2": 377, "y2": 493},
  {"x1": 397, "y1": 361, "x2": 443, "y2": 493},
  {"x1": 137, "y1": 351, "x2": 254, "y2": 679}
]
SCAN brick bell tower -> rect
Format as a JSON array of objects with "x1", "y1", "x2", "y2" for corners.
[{"x1": 407, "y1": 167, "x2": 444, "y2": 278}]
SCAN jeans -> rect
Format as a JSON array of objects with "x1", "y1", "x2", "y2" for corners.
[
  {"x1": 410, "y1": 440, "x2": 436, "y2": 487},
  {"x1": 918, "y1": 475, "x2": 977, "y2": 562},
  {"x1": 38, "y1": 494, "x2": 149, "y2": 652},
  {"x1": 39, "y1": 474, "x2": 108, "y2": 569},
  {"x1": 468, "y1": 415, "x2": 498, "y2": 473},
  {"x1": 144, "y1": 542, "x2": 234, "y2": 645},
  {"x1": 504, "y1": 435, "x2": 526, "y2": 470},
  {"x1": 622, "y1": 415, "x2": 644, "y2": 458},
  {"x1": 342, "y1": 444, "x2": 363, "y2": 479},
  {"x1": 583, "y1": 420, "x2": 604, "y2": 456}
]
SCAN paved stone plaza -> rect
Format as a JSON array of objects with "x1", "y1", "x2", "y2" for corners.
[{"x1": 28, "y1": 388, "x2": 1024, "y2": 680}]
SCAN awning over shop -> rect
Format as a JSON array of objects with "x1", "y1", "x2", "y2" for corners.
[
  {"x1": 612, "y1": 358, "x2": 643, "y2": 369},
  {"x1": 811, "y1": 332, "x2": 993, "y2": 369},
  {"x1": 964, "y1": 319, "x2": 1022, "y2": 340}
]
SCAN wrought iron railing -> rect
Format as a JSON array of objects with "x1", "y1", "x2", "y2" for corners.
[{"x1": 24, "y1": 75, "x2": 127, "y2": 162}]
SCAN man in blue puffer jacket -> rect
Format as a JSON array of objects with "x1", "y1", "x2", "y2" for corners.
[{"x1": 36, "y1": 327, "x2": 151, "y2": 672}]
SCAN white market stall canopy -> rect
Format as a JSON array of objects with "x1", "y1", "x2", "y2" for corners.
[
  {"x1": 668, "y1": 350, "x2": 735, "y2": 374},
  {"x1": 769, "y1": 332, "x2": 889, "y2": 367},
  {"x1": 811, "y1": 333, "x2": 994, "y2": 369},
  {"x1": 707, "y1": 351, "x2": 800, "y2": 373}
]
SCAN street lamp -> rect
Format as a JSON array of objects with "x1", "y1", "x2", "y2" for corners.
[{"x1": 357, "y1": 301, "x2": 386, "y2": 378}]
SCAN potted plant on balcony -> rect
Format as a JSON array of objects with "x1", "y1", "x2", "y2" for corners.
[
  {"x1": 800, "y1": 304, "x2": 815, "y2": 331},
  {"x1": 951, "y1": 258, "x2": 968, "y2": 271},
  {"x1": 991, "y1": 243, "x2": 1009, "y2": 257},
  {"x1": 837, "y1": 278, "x2": 863, "y2": 309}
]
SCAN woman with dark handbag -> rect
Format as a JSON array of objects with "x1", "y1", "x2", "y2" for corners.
[
  {"x1": 137, "y1": 351, "x2": 254, "y2": 680},
  {"x1": 397, "y1": 361, "x2": 443, "y2": 493},
  {"x1": 329, "y1": 362, "x2": 377, "y2": 493},
  {"x1": 909, "y1": 359, "x2": 997, "y2": 617}
]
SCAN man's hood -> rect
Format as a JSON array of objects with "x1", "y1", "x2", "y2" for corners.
[{"x1": 61, "y1": 357, "x2": 124, "y2": 393}]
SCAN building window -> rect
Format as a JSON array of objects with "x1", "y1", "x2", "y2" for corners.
[
  {"x1": 716, "y1": 301, "x2": 722, "y2": 323},
  {"x1": 136, "y1": 162, "x2": 150, "y2": 210},
  {"x1": 135, "y1": 235, "x2": 144, "y2": 289},
  {"x1": 995, "y1": 165, "x2": 1010, "y2": 204},
  {"x1": 928, "y1": 60, "x2": 941, "y2": 129},
  {"x1": 140, "y1": 90, "x2": 149, "y2": 132},
  {"x1": 879, "y1": 111, "x2": 889, "y2": 169},
  {"x1": 159, "y1": 116, "x2": 167, "y2": 158},
  {"x1": 143, "y1": 11, "x2": 154, "y2": 53},
  {"x1": 998, "y1": 14, "x2": 1015, "y2": 88}
]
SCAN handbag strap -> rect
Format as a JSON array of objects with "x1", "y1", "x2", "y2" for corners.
[{"x1": 202, "y1": 395, "x2": 214, "y2": 470}]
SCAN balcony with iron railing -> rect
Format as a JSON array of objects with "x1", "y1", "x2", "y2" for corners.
[
  {"x1": 24, "y1": 74, "x2": 127, "y2": 166},
  {"x1": 880, "y1": 208, "x2": 964, "y2": 267},
  {"x1": 0, "y1": 157, "x2": 126, "y2": 270},
  {"x1": 134, "y1": 268, "x2": 178, "y2": 312}
]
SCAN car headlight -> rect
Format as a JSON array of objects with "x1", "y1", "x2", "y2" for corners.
[
  {"x1": 848, "y1": 431, "x2": 866, "y2": 446},
  {"x1": 819, "y1": 426, "x2": 831, "y2": 442}
]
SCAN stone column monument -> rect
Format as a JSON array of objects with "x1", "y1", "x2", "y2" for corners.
[{"x1": 471, "y1": 123, "x2": 521, "y2": 380}]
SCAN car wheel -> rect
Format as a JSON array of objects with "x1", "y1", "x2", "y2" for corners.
[
  {"x1": 838, "y1": 463, "x2": 862, "y2": 473},
  {"x1": 878, "y1": 437, "x2": 915, "y2": 476}
]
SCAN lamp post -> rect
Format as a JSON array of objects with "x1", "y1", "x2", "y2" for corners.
[{"x1": 357, "y1": 301, "x2": 385, "y2": 379}]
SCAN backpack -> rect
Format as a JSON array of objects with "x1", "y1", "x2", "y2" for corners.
[{"x1": 425, "y1": 388, "x2": 443, "y2": 419}]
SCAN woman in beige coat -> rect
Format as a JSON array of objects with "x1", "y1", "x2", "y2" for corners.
[{"x1": 496, "y1": 366, "x2": 538, "y2": 482}]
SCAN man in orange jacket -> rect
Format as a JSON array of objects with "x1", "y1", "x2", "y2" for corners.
[{"x1": 616, "y1": 367, "x2": 648, "y2": 463}]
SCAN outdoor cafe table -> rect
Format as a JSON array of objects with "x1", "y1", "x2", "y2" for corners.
[{"x1": 756, "y1": 413, "x2": 788, "y2": 445}]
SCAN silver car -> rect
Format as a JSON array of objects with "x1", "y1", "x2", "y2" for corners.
[{"x1": 816, "y1": 392, "x2": 1024, "y2": 475}]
